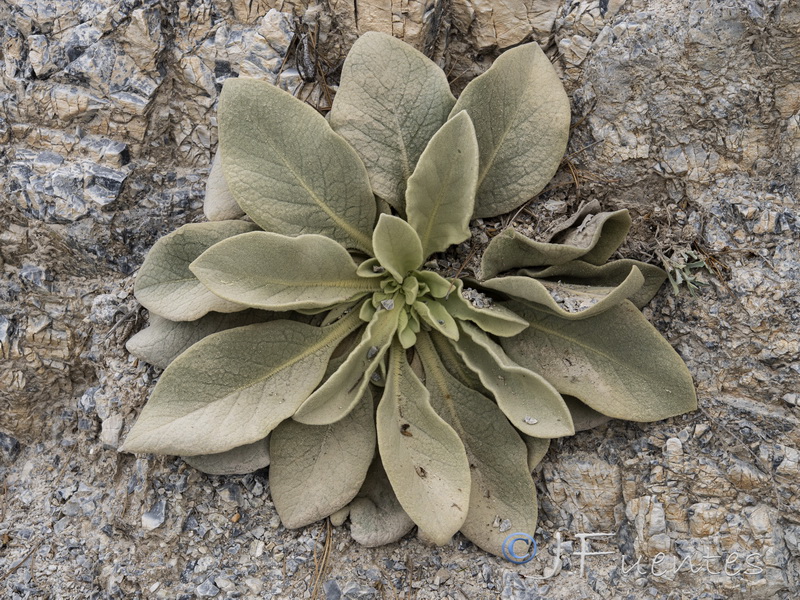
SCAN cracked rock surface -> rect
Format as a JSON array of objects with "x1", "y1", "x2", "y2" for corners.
[{"x1": 1, "y1": 0, "x2": 798, "y2": 598}]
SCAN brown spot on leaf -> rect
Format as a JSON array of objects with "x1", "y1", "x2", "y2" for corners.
[
  {"x1": 400, "y1": 423, "x2": 413, "y2": 437},
  {"x1": 415, "y1": 466, "x2": 427, "y2": 478}
]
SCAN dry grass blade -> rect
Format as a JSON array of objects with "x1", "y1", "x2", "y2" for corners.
[{"x1": 310, "y1": 519, "x2": 333, "y2": 599}]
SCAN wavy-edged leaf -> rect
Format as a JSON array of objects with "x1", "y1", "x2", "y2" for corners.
[
  {"x1": 519, "y1": 259, "x2": 668, "y2": 309},
  {"x1": 126, "y1": 310, "x2": 278, "y2": 369},
  {"x1": 190, "y1": 232, "x2": 379, "y2": 311},
  {"x1": 451, "y1": 322, "x2": 573, "y2": 437},
  {"x1": 120, "y1": 313, "x2": 362, "y2": 456},
  {"x1": 450, "y1": 43, "x2": 570, "y2": 218},
  {"x1": 481, "y1": 210, "x2": 631, "y2": 278},
  {"x1": 219, "y1": 78, "x2": 375, "y2": 253},
  {"x1": 377, "y1": 342, "x2": 471, "y2": 545},
  {"x1": 203, "y1": 151, "x2": 245, "y2": 221},
  {"x1": 347, "y1": 457, "x2": 415, "y2": 547},
  {"x1": 183, "y1": 436, "x2": 270, "y2": 475},
  {"x1": 439, "y1": 278, "x2": 528, "y2": 337},
  {"x1": 502, "y1": 300, "x2": 698, "y2": 422},
  {"x1": 482, "y1": 265, "x2": 645, "y2": 320},
  {"x1": 414, "y1": 270, "x2": 453, "y2": 298},
  {"x1": 294, "y1": 303, "x2": 401, "y2": 425},
  {"x1": 270, "y1": 391, "x2": 375, "y2": 528},
  {"x1": 329, "y1": 32, "x2": 456, "y2": 212},
  {"x1": 134, "y1": 221, "x2": 257, "y2": 321},
  {"x1": 417, "y1": 333, "x2": 537, "y2": 557},
  {"x1": 406, "y1": 111, "x2": 479, "y2": 257},
  {"x1": 372, "y1": 214, "x2": 424, "y2": 282}
]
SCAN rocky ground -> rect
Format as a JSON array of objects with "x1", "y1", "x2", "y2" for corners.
[{"x1": 1, "y1": 0, "x2": 798, "y2": 598}]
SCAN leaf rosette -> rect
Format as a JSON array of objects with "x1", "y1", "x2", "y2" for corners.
[{"x1": 123, "y1": 33, "x2": 696, "y2": 558}]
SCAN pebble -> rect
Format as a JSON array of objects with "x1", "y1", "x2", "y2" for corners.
[
  {"x1": 142, "y1": 499, "x2": 166, "y2": 530},
  {"x1": 195, "y1": 578, "x2": 219, "y2": 597}
]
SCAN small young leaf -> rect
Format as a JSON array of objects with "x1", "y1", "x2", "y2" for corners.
[
  {"x1": 203, "y1": 151, "x2": 245, "y2": 221},
  {"x1": 413, "y1": 300, "x2": 459, "y2": 340},
  {"x1": 329, "y1": 32, "x2": 456, "y2": 212},
  {"x1": 482, "y1": 265, "x2": 645, "y2": 320},
  {"x1": 439, "y1": 278, "x2": 529, "y2": 337},
  {"x1": 372, "y1": 214, "x2": 424, "y2": 282},
  {"x1": 377, "y1": 342, "x2": 471, "y2": 545},
  {"x1": 480, "y1": 210, "x2": 631, "y2": 278},
  {"x1": 451, "y1": 43, "x2": 570, "y2": 218},
  {"x1": 134, "y1": 221, "x2": 257, "y2": 321},
  {"x1": 348, "y1": 458, "x2": 415, "y2": 547},
  {"x1": 191, "y1": 232, "x2": 380, "y2": 311},
  {"x1": 416, "y1": 333, "x2": 537, "y2": 557},
  {"x1": 121, "y1": 313, "x2": 362, "y2": 456},
  {"x1": 270, "y1": 392, "x2": 375, "y2": 528},
  {"x1": 451, "y1": 322, "x2": 574, "y2": 438},
  {"x1": 406, "y1": 111, "x2": 479, "y2": 257},
  {"x1": 502, "y1": 300, "x2": 698, "y2": 422},
  {"x1": 183, "y1": 436, "x2": 270, "y2": 475},
  {"x1": 219, "y1": 78, "x2": 375, "y2": 253},
  {"x1": 294, "y1": 303, "x2": 401, "y2": 425},
  {"x1": 126, "y1": 310, "x2": 278, "y2": 369}
]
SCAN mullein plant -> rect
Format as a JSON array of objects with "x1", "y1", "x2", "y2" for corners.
[{"x1": 122, "y1": 32, "x2": 696, "y2": 556}]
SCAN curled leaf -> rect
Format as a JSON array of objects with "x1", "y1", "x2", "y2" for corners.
[{"x1": 480, "y1": 209, "x2": 632, "y2": 279}]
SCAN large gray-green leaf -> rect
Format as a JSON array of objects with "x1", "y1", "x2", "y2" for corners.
[
  {"x1": 439, "y1": 278, "x2": 528, "y2": 337},
  {"x1": 519, "y1": 259, "x2": 668, "y2": 309},
  {"x1": 126, "y1": 310, "x2": 277, "y2": 369},
  {"x1": 482, "y1": 265, "x2": 645, "y2": 320},
  {"x1": 294, "y1": 302, "x2": 401, "y2": 425},
  {"x1": 406, "y1": 111, "x2": 479, "y2": 257},
  {"x1": 134, "y1": 221, "x2": 257, "y2": 321},
  {"x1": 450, "y1": 43, "x2": 570, "y2": 218},
  {"x1": 417, "y1": 333, "x2": 537, "y2": 557},
  {"x1": 219, "y1": 78, "x2": 375, "y2": 253},
  {"x1": 372, "y1": 214, "x2": 424, "y2": 282},
  {"x1": 270, "y1": 391, "x2": 375, "y2": 528},
  {"x1": 329, "y1": 32, "x2": 456, "y2": 212},
  {"x1": 121, "y1": 313, "x2": 362, "y2": 456},
  {"x1": 502, "y1": 300, "x2": 698, "y2": 421},
  {"x1": 377, "y1": 343, "x2": 471, "y2": 545},
  {"x1": 480, "y1": 210, "x2": 631, "y2": 278},
  {"x1": 347, "y1": 458, "x2": 415, "y2": 547},
  {"x1": 203, "y1": 151, "x2": 245, "y2": 221},
  {"x1": 452, "y1": 322, "x2": 573, "y2": 438},
  {"x1": 183, "y1": 436, "x2": 270, "y2": 475},
  {"x1": 190, "y1": 232, "x2": 379, "y2": 311}
]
